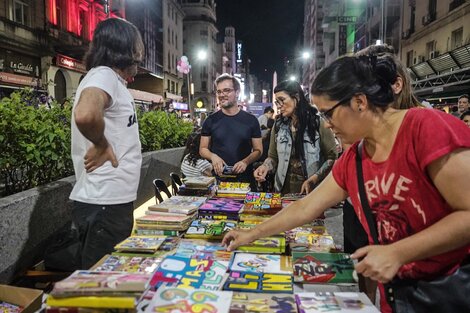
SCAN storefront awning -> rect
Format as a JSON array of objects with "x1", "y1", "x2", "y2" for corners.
[
  {"x1": 128, "y1": 88, "x2": 163, "y2": 103},
  {"x1": 165, "y1": 92, "x2": 183, "y2": 101}
]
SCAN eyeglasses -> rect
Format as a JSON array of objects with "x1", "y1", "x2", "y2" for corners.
[
  {"x1": 216, "y1": 88, "x2": 234, "y2": 95},
  {"x1": 318, "y1": 98, "x2": 350, "y2": 122}
]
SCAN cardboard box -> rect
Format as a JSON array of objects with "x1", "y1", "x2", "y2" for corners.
[{"x1": 0, "y1": 284, "x2": 43, "y2": 313}]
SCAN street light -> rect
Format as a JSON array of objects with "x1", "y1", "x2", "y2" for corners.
[
  {"x1": 302, "y1": 51, "x2": 311, "y2": 60},
  {"x1": 289, "y1": 75, "x2": 297, "y2": 81},
  {"x1": 197, "y1": 50, "x2": 207, "y2": 61}
]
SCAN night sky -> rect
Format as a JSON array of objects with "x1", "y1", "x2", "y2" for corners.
[{"x1": 216, "y1": 0, "x2": 305, "y2": 83}]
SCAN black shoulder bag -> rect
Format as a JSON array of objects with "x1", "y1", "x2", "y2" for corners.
[{"x1": 355, "y1": 141, "x2": 470, "y2": 313}]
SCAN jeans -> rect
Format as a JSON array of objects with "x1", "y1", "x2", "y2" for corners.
[{"x1": 72, "y1": 201, "x2": 134, "y2": 269}]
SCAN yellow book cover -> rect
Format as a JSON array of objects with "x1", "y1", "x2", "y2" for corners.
[{"x1": 46, "y1": 296, "x2": 135, "y2": 309}]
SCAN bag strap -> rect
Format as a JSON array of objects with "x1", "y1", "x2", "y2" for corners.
[
  {"x1": 355, "y1": 140, "x2": 379, "y2": 244},
  {"x1": 356, "y1": 141, "x2": 396, "y2": 311}
]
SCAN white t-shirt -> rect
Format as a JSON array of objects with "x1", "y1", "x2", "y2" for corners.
[{"x1": 70, "y1": 66, "x2": 142, "y2": 205}]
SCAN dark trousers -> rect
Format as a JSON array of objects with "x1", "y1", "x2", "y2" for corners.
[{"x1": 72, "y1": 201, "x2": 134, "y2": 269}]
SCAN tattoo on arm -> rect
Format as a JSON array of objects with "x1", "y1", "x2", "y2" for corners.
[{"x1": 314, "y1": 159, "x2": 335, "y2": 182}]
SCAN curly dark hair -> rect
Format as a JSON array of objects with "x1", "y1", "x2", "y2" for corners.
[
  {"x1": 184, "y1": 131, "x2": 203, "y2": 167},
  {"x1": 274, "y1": 80, "x2": 320, "y2": 159},
  {"x1": 84, "y1": 18, "x2": 144, "y2": 71}
]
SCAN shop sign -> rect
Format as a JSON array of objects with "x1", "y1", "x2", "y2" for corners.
[
  {"x1": 236, "y1": 41, "x2": 243, "y2": 63},
  {"x1": 173, "y1": 102, "x2": 188, "y2": 110},
  {"x1": 55, "y1": 54, "x2": 86, "y2": 73},
  {"x1": 0, "y1": 71, "x2": 41, "y2": 86},
  {"x1": 338, "y1": 16, "x2": 357, "y2": 24},
  {"x1": 0, "y1": 50, "x2": 40, "y2": 77}
]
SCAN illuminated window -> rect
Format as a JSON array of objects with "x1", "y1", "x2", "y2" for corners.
[
  {"x1": 56, "y1": 0, "x2": 67, "y2": 29},
  {"x1": 12, "y1": 0, "x2": 30, "y2": 26}
]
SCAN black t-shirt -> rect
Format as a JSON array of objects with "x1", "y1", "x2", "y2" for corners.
[{"x1": 201, "y1": 110, "x2": 261, "y2": 166}]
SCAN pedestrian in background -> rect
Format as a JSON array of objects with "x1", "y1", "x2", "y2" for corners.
[
  {"x1": 253, "y1": 80, "x2": 337, "y2": 194},
  {"x1": 69, "y1": 18, "x2": 144, "y2": 269}
]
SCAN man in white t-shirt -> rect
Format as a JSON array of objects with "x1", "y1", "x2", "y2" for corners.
[
  {"x1": 258, "y1": 106, "x2": 274, "y2": 138},
  {"x1": 70, "y1": 18, "x2": 144, "y2": 269}
]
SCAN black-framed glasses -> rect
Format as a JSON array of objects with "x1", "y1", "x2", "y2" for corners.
[
  {"x1": 216, "y1": 88, "x2": 234, "y2": 95},
  {"x1": 319, "y1": 98, "x2": 351, "y2": 122}
]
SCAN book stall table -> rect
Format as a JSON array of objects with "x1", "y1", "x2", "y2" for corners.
[{"x1": 41, "y1": 179, "x2": 379, "y2": 313}]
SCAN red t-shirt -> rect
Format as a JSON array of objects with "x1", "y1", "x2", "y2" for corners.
[{"x1": 333, "y1": 108, "x2": 470, "y2": 312}]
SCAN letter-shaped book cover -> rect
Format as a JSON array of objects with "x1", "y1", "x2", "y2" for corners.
[{"x1": 144, "y1": 287, "x2": 233, "y2": 313}]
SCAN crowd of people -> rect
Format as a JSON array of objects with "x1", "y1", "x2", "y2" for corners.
[{"x1": 68, "y1": 18, "x2": 470, "y2": 313}]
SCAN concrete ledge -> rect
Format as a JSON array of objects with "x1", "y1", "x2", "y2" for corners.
[{"x1": 0, "y1": 147, "x2": 185, "y2": 283}]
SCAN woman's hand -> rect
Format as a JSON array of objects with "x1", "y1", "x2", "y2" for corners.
[
  {"x1": 300, "y1": 174, "x2": 319, "y2": 194},
  {"x1": 222, "y1": 229, "x2": 256, "y2": 252},
  {"x1": 351, "y1": 244, "x2": 404, "y2": 283},
  {"x1": 254, "y1": 164, "x2": 269, "y2": 182}
]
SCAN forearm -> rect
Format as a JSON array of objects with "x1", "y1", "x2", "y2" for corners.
[
  {"x1": 242, "y1": 149, "x2": 261, "y2": 165},
  {"x1": 263, "y1": 157, "x2": 277, "y2": 172},
  {"x1": 313, "y1": 159, "x2": 335, "y2": 182},
  {"x1": 391, "y1": 211, "x2": 470, "y2": 265},
  {"x1": 75, "y1": 113, "x2": 108, "y2": 147},
  {"x1": 200, "y1": 147, "x2": 214, "y2": 161}
]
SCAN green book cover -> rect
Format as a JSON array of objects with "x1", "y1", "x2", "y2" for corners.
[{"x1": 292, "y1": 252, "x2": 355, "y2": 284}]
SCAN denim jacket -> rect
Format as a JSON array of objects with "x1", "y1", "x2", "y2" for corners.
[{"x1": 273, "y1": 122, "x2": 321, "y2": 192}]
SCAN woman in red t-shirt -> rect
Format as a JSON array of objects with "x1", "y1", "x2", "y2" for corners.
[{"x1": 223, "y1": 55, "x2": 470, "y2": 313}]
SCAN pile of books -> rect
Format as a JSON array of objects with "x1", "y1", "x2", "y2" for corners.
[
  {"x1": 216, "y1": 182, "x2": 251, "y2": 199},
  {"x1": 178, "y1": 176, "x2": 216, "y2": 196},
  {"x1": 243, "y1": 192, "x2": 282, "y2": 215},
  {"x1": 235, "y1": 222, "x2": 286, "y2": 254},
  {"x1": 134, "y1": 196, "x2": 207, "y2": 236},
  {"x1": 198, "y1": 198, "x2": 244, "y2": 220},
  {"x1": 46, "y1": 270, "x2": 151, "y2": 311}
]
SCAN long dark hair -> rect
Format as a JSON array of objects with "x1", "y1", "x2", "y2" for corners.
[
  {"x1": 184, "y1": 131, "x2": 203, "y2": 167},
  {"x1": 274, "y1": 80, "x2": 320, "y2": 158},
  {"x1": 310, "y1": 55, "x2": 397, "y2": 110},
  {"x1": 85, "y1": 18, "x2": 143, "y2": 70}
]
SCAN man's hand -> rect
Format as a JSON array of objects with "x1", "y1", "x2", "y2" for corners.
[
  {"x1": 300, "y1": 174, "x2": 319, "y2": 194},
  {"x1": 351, "y1": 245, "x2": 403, "y2": 283},
  {"x1": 211, "y1": 154, "x2": 226, "y2": 176},
  {"x1": 84, "y1": 142, "x2": 119, "y2": 173},
  {"x1": 232, "y1": 160, "x2": 247, "y2": 174},
  {"x1": 222, "y1": 229, "x2": 256, "y2": 252},
  {"x1": 254, "y1": 164, "x2": 269, "y2": 182}
]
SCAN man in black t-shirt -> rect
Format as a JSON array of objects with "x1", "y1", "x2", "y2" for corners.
[{"x1": 200, "y1": 74, "x2": 262, "y2": 183}]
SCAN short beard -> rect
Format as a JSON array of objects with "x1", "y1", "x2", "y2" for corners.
[{"x1": 221, "y1": 100, "x2": 236, "y2": 109}]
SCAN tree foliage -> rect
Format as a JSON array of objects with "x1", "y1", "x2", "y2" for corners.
[{"x1": 0, "y1": 90, "x2": 192, "y2": 197}]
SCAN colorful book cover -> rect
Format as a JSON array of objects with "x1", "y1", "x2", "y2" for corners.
[
  {"x1": 174, "y1": 239, "x2": 233, "y2": 262},
  {"x1": 295, "y1": 292, "x2": 379, "y2": 313},
  {"x1": 243, "y1": 192, "x2": 282, "y2": 212},
  {"x1": 217, "y1": 182, "x2": 251, "y2": 194},
  {"x1": 230, "y1": 292, "x2": 298, "y2": 313},
  {"x1": 288, "y1": 233, "x2": 335, "y2": 253},
  {"x1": 292, "y1": 252, "x2": 355, "y2": 284},
  {"x1": 199, "y1": 198, "x2": 244, "y2": 214},
  {"x1": 229, "y1": 253, "x2": 291, "y2": 274},
  {"x1": 144, "y1": 287, "x2": 232, "y2": 313},
  {"x1": 223, "y1": 271, "x2": 293, "y2": 294},
  {"x1": 237, "y1": 236, "x2": 286, "y2": 254},
  {"x1": 114, "y1": 236, "x2": 166, "y2": 253},
  {"x1": 159, "y1": 236, "x2": 181, "y2": 251},
  {"x1": 185, "y1": 219, "x2": 237, "y2": 239},
  {"x1": 91, "y1": 254, "x2": 162, "y2": 274},
  {"x1": 50, "y1": 271, "x2": 151, "y2": 297},
  {"x1": 198, "y1": 213, "x2": 240, "y2": 221},
  {"x1": 148, "y1": 196, "x2": 207, "y2": 214},
  {"x1": 149, "y1": 256, "x2": 228, "y2": 291}
]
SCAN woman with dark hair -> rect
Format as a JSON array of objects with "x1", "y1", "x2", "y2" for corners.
[
  {"x1": 70, "y1": 18, "x2": 145, "y2": 268},
  {"x1": 224, "y1": 55, "x2": 470, "y2": 313},
  {"x1": 181, "y1": 131, "x2": 213, "y2": 177},
  {"x1": 253, "y1": 80, "x2": 337, "y2": 194},
  {"x1": 460, "y1": 110, "x2": 470, "y2": 127}
]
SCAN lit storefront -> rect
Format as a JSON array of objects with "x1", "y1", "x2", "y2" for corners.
[
  {"x1": 47, "y1": 54, "x2": 86, "y2": 104},
  {"x1": 0, "y1": 50, "x2": 42, "y2": 97}
]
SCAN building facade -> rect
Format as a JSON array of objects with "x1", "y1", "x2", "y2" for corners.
[
  {"x1": 181, "y1": 0, "x2": 218, "y2": 112},
  {"x1": 222, "y1": 26, "x2": 236, "y2": 75},
  {"x1": 400, "y1": 0, "x2": 470, "y2": 102},
  {"x1": 163, "y1": 0, "x2": 184, "y2": 107}
]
